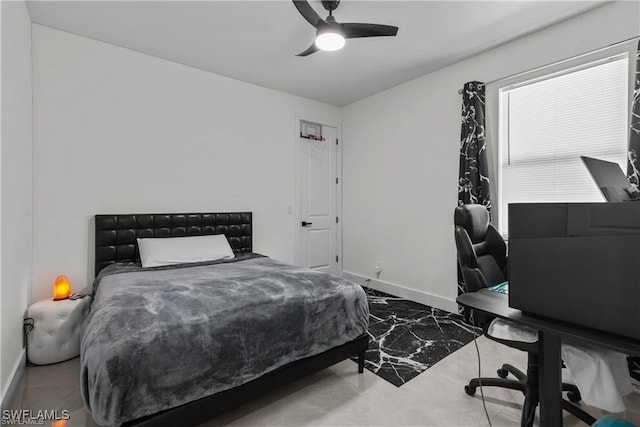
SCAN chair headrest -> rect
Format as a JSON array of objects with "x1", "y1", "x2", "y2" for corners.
[{"x1": 454, "y1": 204, "x2": 490, "y2": 243}]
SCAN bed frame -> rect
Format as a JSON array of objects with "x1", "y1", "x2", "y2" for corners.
[{"x1": 93, "y1": 212, "x2": 368, "y2": 427}]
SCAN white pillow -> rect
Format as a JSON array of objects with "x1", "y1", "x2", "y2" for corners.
[{"x1": 137, "y1": 234, "x2": 235, "y2": 268}]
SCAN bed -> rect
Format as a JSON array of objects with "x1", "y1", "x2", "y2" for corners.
[{"x1": 82, "y1": 212, "x2": 369, "y2": 427}]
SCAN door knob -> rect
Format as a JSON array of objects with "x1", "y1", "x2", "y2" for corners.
[{"x1": 301, "y1": 221, "x2": 313, "y2": 227}]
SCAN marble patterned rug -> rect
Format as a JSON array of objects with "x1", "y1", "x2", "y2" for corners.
[{"x1": 354, "y1": 287, "x2": 481, "y2": 387}]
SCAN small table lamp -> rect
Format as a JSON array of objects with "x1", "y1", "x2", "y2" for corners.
[{"x1": 53, "y1": 275, "x2": 71, "y2": 301}]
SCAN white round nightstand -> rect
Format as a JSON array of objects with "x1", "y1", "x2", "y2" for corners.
[{"x1": 26, "y1": 297, "x2": 91, "y2": 365}]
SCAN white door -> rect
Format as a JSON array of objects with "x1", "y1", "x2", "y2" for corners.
[{"x1": 297, "y1": 121, "x2": 341, "y2": 275}]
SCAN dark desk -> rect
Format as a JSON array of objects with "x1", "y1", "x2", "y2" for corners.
[{"x1": 457, "y1": 290, "x2": 640, "y2": 426}]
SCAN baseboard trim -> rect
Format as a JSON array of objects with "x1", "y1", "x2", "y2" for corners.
[
  {"x1": 343, "y1": 271, "x2": 458, "y2": 313},
  {"x1": 1, "y1": 349, "x2": 26, "y2": 412}
]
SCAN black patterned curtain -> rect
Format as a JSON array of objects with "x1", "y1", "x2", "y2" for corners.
[
  {"x1": 458, "y1": 81, "x2": 491, "y2": 211},
  {"x1": 624, "y1": 40, "x2": 640, "y2": 383},
  {"x1": 457, "y1": 81, "x2": 490, "y2": 318},
  {"x1": 628, "y1": 41, "x2": 640, "y2": 187}
]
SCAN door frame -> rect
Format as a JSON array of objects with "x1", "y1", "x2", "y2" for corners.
[{"x1": 293, "y1": 115, "x2": 343, "y2": 275}]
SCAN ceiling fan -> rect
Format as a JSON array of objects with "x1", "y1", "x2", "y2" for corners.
[{"x1": 292, "y1": 0, "x2": 399, "y2": 56}]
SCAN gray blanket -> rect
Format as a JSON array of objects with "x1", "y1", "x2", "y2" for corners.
[{"x1": 80, "y1": 255, "x2": 369, "y2": 426}]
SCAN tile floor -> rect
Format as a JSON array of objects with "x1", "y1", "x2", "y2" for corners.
[{"x1": 7, "y1": 336, "x2": 640, "y2": 426}]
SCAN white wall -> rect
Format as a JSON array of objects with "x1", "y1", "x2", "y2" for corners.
[
  {"x1": 342, "y1": 1, "x2": 640, "y2": 310},
  {"x1": 27, "y1": 1, "x2": 640, "y2": 309},
  {"x1": 1, "y1": 0, "x2": 33, "y2": 407},
  {"x1": 31, "y1": 25, "x2": 341, "y2": 301}
]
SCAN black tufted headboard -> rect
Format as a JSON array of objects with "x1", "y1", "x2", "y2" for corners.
[{"x1": 94, "y1": 212, "x2": 252, "y2": 276}]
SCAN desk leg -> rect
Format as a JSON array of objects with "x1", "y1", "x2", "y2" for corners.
[{"x1": 539, "y1": 332, "x2": 562, "y2": 426}]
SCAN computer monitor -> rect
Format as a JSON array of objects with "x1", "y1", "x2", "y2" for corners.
[{"x1": 580, "y1": 156, "x2": 638, "y2": 202}]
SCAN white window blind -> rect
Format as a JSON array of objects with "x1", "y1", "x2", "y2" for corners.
[{"x1": 499, "y1": 55, "x2": 629, "y2": 235}]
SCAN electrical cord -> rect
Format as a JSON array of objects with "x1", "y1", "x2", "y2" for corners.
[
  {"x1": 23, "y1": 317, "x2": 34, "y2": 336},
  {"x1": 473, "y1": 336, "x2": 493, "y2": 427},
  {"x1": 23, "y1": 317, "x2": 36, "y2": 367}
]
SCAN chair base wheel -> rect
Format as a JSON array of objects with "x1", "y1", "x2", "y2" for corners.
[
  {"x1": 497, "y1": 368, "x2": 509, "y2": 378},
  {"x1": 464, "y1": 385, "x2": 476, "y2": 396},
  {"x1": 567, "y1": 391, "x2": 581, "y2": 403}
]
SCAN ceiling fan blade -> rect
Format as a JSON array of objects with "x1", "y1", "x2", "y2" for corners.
[
  {"x1": 341, "y1": 23, "x2": 399, "y2": 39},
  {"x1": 292, "y1": 0, "x2": 325, "y2": 28},
  {"x1": 296, "y1": 43, "x2": 319, "y2": 57}
]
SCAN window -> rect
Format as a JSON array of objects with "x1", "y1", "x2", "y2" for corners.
[{"x1": 498, "y1": 55, "x2": 629, "y2": 235}]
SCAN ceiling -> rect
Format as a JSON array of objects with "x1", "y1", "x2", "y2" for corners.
[{"x1": 26, "y1": 1, "x2": 607, "y2": 106}]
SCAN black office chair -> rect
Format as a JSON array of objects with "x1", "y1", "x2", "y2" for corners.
[{"x1": 454, "y1": 204, "x2": 596, "y2": 427}]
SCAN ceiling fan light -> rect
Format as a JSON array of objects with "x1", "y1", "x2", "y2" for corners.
[{"x1": 315, "y1": 30, "x2": 345, "y2": 51}]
